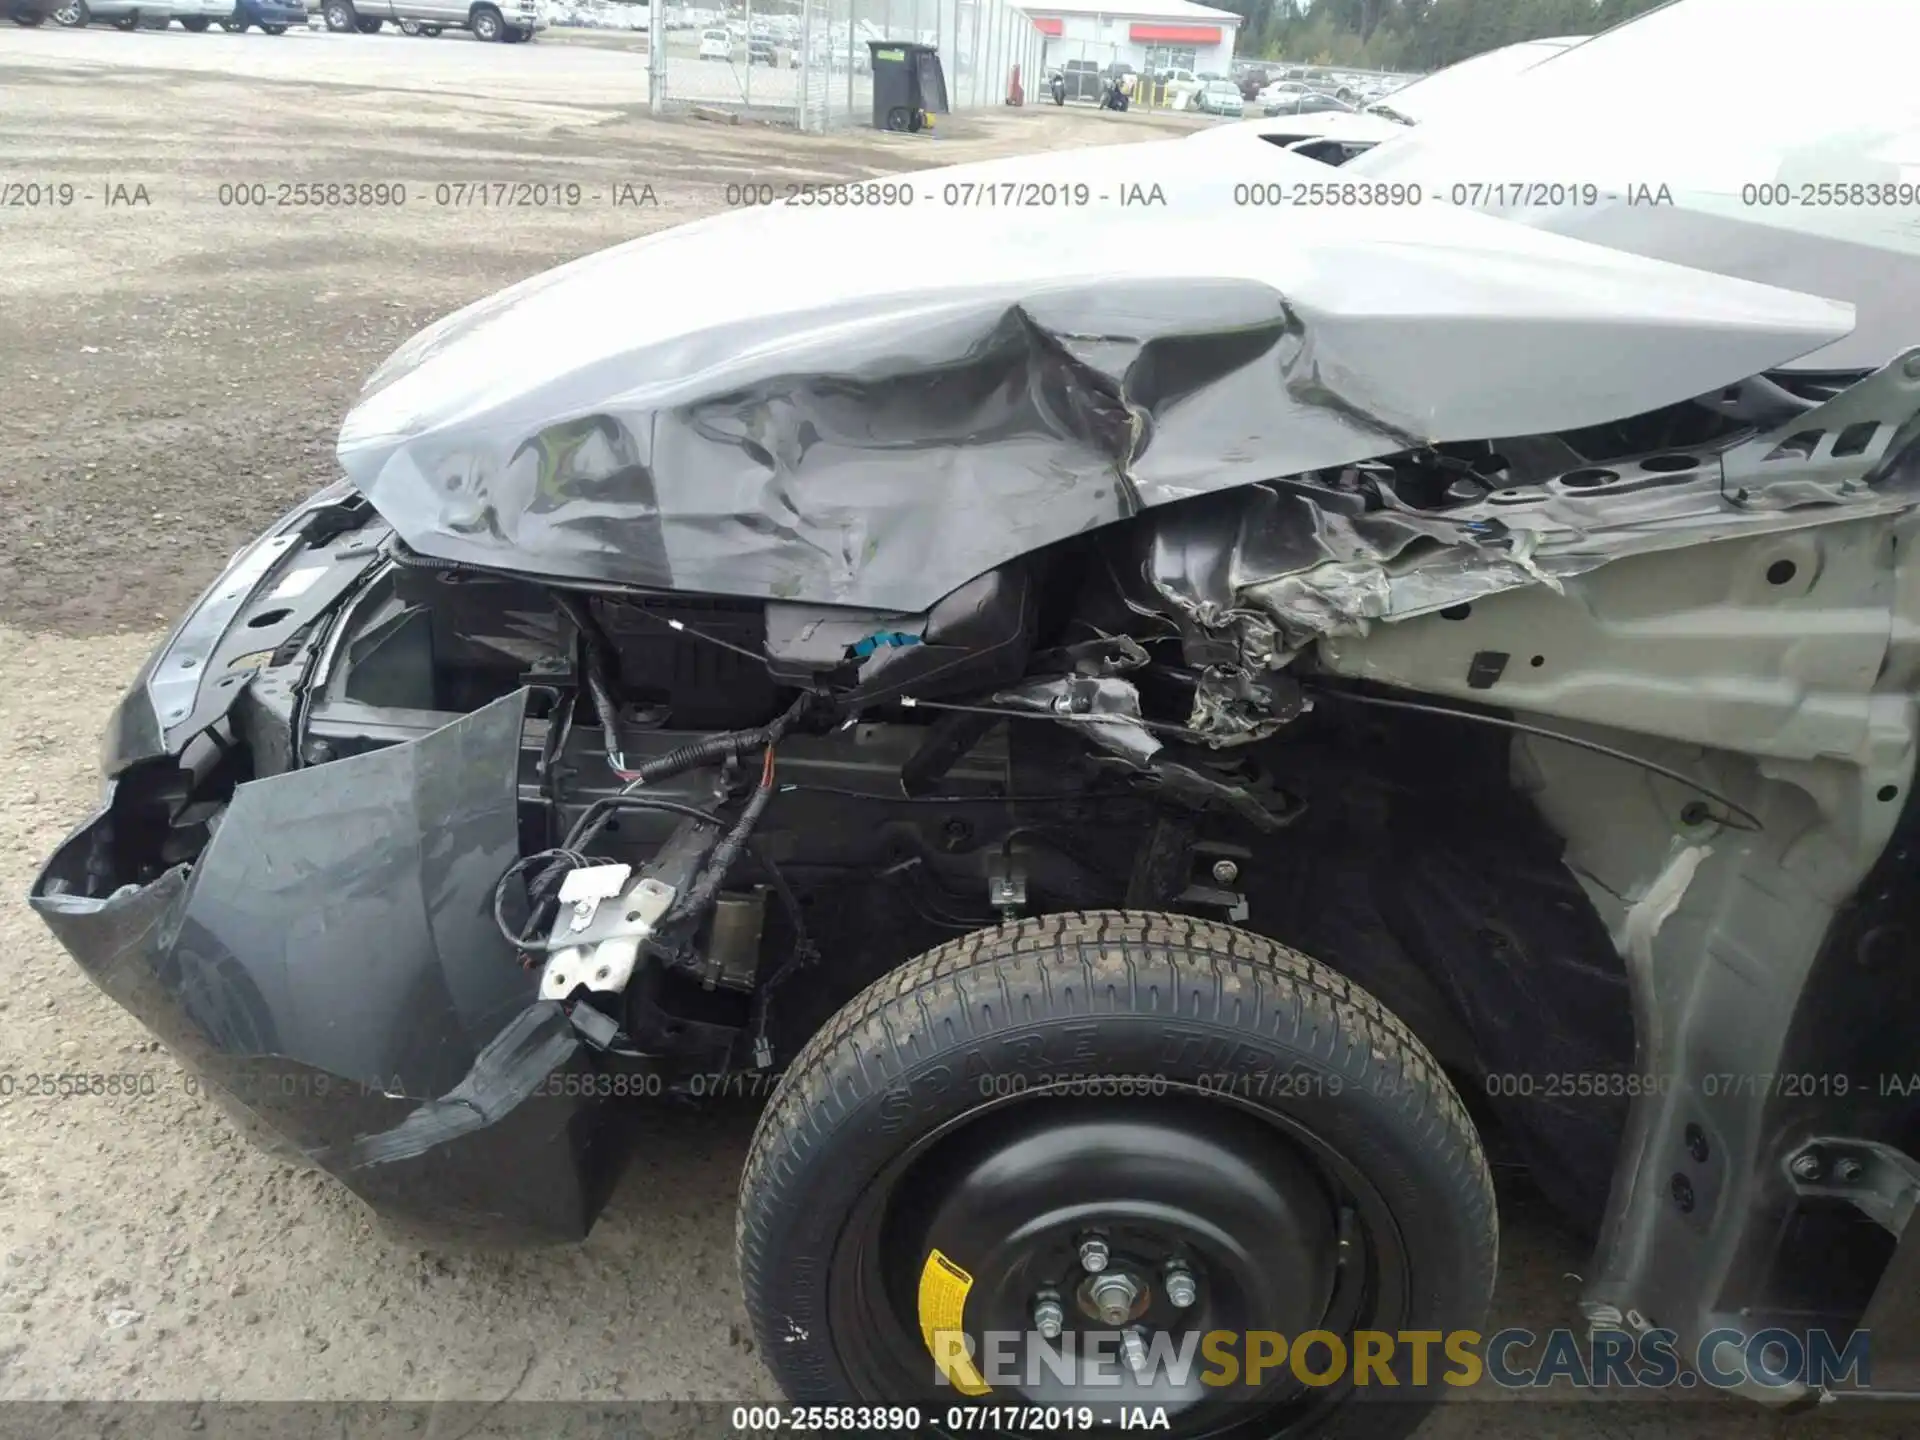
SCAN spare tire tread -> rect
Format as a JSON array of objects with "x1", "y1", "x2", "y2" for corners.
[{"x1": 739, "y1": 909, "x2": 1494, "y2": 1314}]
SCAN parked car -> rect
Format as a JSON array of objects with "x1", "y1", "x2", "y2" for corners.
[
  {"x1": 1194, "y1": 78, "x2": 1243, "y2": 116},
  {"x1": 53, "y1": 0, "x2": 166, "y2": 27},
  {"x1": 1053, "y1": 57, "x2": 1102, "y2": 102},
  {"x1": 696, "y1": 23, "x2": 727, "y2": 56},
  {"x1": 1264, "y1": 89, "x2": 1354, "y2": 116},
  {"x1": 1255, "y1": 79, "x2": 1320, "y2": 106},
  {"x1": 220, "y1": 0, "x2": 304, "y2": 27},
  {"x1": 9, "y1": 0, "x2": 64, "y2": 22},
  {"x1": 1192, "y1": 35, "x2": 1584, "y2": 164},
  {"x1": 161, "y1": 0, "x2": 230, "y2": 28},
  {"x1": 34, "y1": 0, "x2": 1920, "y2": 1434},
  {"x1": 1233, "y1": 62, "x2": 1278, "y2": 99},
  {"x1": 1160, "y1": 65, "x2": 1200, "y2": 100},
  {"x1": 746, "y1": 34, "x2": 773, "y2": 63},
  {"x1": 1361, "y1": 34, "x2": 1582, "y2": 124},
  {"x1": 322, "y1": 0, "x2": 539, "y2": 38}
]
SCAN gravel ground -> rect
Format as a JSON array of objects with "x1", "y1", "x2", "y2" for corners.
[{"x1": 0, "y1": 28, "x2": 1906, "y2": 1437}]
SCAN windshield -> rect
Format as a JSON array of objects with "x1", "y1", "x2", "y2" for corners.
[{"x1": 1365, "y1": 36, "x2": 1583, "y2": 124}]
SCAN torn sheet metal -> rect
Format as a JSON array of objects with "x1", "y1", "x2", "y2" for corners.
[
  {"x1": 993, "y1": 674, "x2": 1162, "y2": 767},
  {"x1": 29, "y1": 690, "x2": 631, "y2": 1244},
  {"x1": 1142, "y1": 349, "x2": 1920, "y2": 663},
  {"x1": 338, "y1": 136, "x2": 1850, "y2": 613}
]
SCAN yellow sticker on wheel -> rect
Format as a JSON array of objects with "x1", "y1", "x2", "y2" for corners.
[{"x1": 917, "y1": 1249, "x2": 991, "y2": 1395}]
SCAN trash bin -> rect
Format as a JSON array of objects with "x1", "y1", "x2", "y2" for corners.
[{"x1": 868, "y1": 40, "x2": 949, "y2": 132}]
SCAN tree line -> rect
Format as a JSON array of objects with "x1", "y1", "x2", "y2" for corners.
[{"x1": 1231, "y1": 0, "x2": 1672, "y2": 73}]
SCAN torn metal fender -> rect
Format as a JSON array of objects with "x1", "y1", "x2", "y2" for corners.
[
  {"x1": 1144, "y1": 348, "x2": 1920, "y2": 668},
  {"x1": 337, "y1": 136, "x2": 1850, "y2": 612},
  {"x1": 29, "y1": 690, "x2": 632, "y2": 1244}
]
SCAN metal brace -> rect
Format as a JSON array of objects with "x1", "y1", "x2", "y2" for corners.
[
  {"x1": 1719, "y1": 345, "x2": 1920, "y2": 506},
  {"x1": 1784, "y1": 1137, "x2": 1920, "y2": 1235},
  {"x1": 541, "y1": 868, "x2": 679, "y2": 1002}
]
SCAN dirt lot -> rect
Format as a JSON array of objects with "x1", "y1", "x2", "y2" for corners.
[{"x1": 0, "y1": 27, "x2": 1901, "y2": 1438}]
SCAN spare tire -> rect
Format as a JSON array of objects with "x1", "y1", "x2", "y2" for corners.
[{"x1": 739, "y1": 910, "x2": 1497, "y2": 1440}]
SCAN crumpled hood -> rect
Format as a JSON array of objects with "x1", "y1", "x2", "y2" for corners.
[{"x1": 337, "y1": 134, "x2": 1852, "y2": 611}]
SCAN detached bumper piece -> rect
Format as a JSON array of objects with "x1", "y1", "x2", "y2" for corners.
[{"x1": 30, "y1": 691, "x2": 633, "y2": 1244}]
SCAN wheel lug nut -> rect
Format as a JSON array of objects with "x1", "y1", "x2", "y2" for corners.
[
  {"x1": 1164, "y1": 1265, "x2": 1196, "y2": 1309},
  {"x1": 1033, "y1": 1295, "x2": 1064, "y2": 1340},
  {"x1": 1122, "y1": 1326, "x2": 1150, "y2": 1377},
  {"x1": 1090, "y1": 1272, "x2": 1138, "y2": 1326},
  {"x1": 1078, "y1": 1236, "x2": 1110, "y2": 1273}
]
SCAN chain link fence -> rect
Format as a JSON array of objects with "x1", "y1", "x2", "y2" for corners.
[{"x1": 648, "y1": 0, "x2": 1042, "y2": 130}]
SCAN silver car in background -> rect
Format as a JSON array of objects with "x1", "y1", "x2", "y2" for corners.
[
  {"x1": 320, "y1": 0, "x2": 540, "y2": 39},
  {"x1": 54, "y1": 0, "x2": 169, "y2": 27}
]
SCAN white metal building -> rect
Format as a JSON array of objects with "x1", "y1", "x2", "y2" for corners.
[{"x1": 1022, "y1": 0, "x2": 1241, "y2": 78}]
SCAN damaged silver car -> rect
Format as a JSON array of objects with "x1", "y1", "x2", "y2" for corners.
[{"x1": 29, "y1": 0, "x2": 1920, "y2": 1431}]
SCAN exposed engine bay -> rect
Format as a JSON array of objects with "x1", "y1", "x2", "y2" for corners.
[{"x1": 43, "y1": 356, "x2": 1915, "y2": 1255}]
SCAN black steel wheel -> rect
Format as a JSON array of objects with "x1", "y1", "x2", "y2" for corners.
[
  {"x1": 739, "y1": 912, "x2": 1495, "y2": 1440},
  {"x1": 885, "y1": 105, "x2": 911, "y2": 131}
]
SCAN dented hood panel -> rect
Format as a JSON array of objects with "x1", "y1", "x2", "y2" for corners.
[{"x1": 338, "y1": 137, "x2": 1852, "y2": 610}]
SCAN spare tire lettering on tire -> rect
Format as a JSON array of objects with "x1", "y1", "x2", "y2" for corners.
[
  {"x1": 917, "y1": 1250, "x2": 990, "y2": 1396},
  {"x1": 876, "y1": 1064, "x2": 952, "y2": 1133},
  {"x1": 1156, "y1": 1034, "x2": 1277, "y2": 1071},
  {"x1": 993, "y1": 1025, "x2": 1099, "y2": 1069}
]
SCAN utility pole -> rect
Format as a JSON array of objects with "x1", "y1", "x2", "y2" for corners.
[{"x1": 649, "y1": 0, "x2": 666, "y2": 112}]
